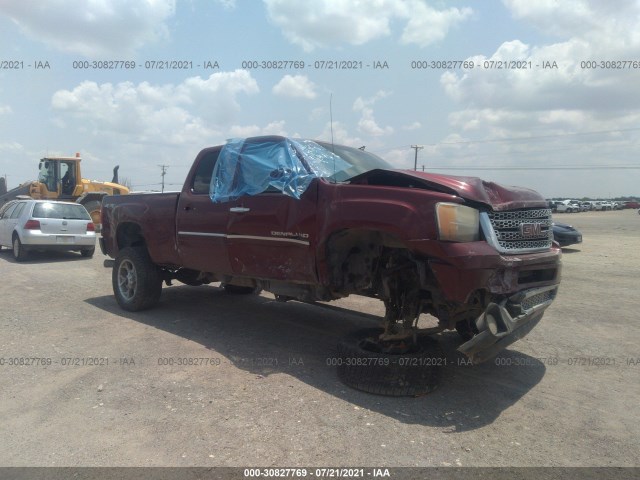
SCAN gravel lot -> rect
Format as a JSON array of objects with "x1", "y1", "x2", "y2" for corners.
[{"x1": 0, "y1": 209, "x2": 638, "y2": 467}]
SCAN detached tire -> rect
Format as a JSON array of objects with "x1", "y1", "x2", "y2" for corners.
[
  {"x1": 336, "y1": 328, "x2": 443, "y2": 397},
  {"x1": 112, "y1": 247, "x2": 162, "y2": 311}
]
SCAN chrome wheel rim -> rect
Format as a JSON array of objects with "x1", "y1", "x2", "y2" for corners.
[{"x1": 117, "y1": 259, "x2": 137, "y2": 301}]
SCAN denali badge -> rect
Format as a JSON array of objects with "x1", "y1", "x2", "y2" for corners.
[{"x1": 520, "y1": 223, "x2": 542, "y2": 237}]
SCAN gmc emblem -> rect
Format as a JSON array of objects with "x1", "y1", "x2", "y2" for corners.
[{"x1": 520, "y1": 222, "x2": 542, "y2": 237}]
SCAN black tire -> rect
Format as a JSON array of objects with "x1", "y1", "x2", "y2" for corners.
[
  {"x1": 12, "y1": 234, "x2": 28, "y2": 262},
  {"x1": 112, "y1": 247, "x2": 162, "y2": 311},
  {"x1": 81, "y1": 246, "x2": 95, "y2": 258},
  {"x1": 336, "y1": 328, "x2": 443, "y2": 397},
  {"x1": 82, "y1": 200, "x2": 102, "y2": 227},
  {"x1": 223, "y1": 284, "x2": 259, "y2": 295},
  {"x1": 455, "y1": 319, "x2": 479, "y2": 341}
]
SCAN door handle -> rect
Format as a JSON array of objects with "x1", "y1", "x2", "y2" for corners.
[{"x1": 229, "y1": 207, "x2": 250, "y2": 213}]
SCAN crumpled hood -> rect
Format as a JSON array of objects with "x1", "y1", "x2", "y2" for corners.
[{"x1": 350, "y1": 169, "x2": 548, "y2": 211}]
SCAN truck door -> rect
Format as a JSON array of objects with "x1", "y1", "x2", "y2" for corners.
[
  {"x1": 226, "y1": 181, "x2": 318, "y2": 282},
  {"x1": 176, "y1": 148, "x2": 233, "y2": 275}
]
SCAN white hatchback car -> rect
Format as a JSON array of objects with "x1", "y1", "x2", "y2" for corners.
[{"x1": 0, "y1": 199, "x2": 96, "y2": 261}]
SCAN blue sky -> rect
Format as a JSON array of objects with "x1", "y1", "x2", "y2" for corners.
[{"x1": 1, "y1": 0, "x2": 639, "y2": 198}]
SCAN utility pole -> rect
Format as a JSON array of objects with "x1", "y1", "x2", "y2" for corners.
[
  {"x1": 410, "y1": 145, "x2": 423, "y2": 171},
  {"x1": 159, "y1": 165, "x2": 168, "y2": 193}
]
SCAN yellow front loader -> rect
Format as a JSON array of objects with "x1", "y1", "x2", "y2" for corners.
[{"x1": 0, "y1": 153, "x2": 129, "y2": 229}]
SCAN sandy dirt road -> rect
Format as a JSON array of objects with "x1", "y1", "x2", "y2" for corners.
[{"x1": 0, "y1": 209, "x2": 638, "y2": 467}]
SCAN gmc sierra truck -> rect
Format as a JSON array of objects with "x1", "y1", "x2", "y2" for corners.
[{"x1": 100, "y1": 136, "x2": 561, "y2": 395}]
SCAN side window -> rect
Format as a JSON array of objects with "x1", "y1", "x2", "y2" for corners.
[
  {"x1": 1, "y1": 203, "x2": 17, "y2": 219},
  {"x1": 10, "y1": 202, "x2": 26, "y2": 219},
  {"x1": 191, "y1": 150, "x2": 220, "y2": 194},
  {"x1": 61, "y1": 162, "x2": 75, "y2": 195}
]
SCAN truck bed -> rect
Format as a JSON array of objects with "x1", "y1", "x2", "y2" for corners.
[{"x1": 100, "y1": 191, "x2": 181, "y2": 266}]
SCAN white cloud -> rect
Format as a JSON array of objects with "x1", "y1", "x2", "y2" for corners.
[
  {"x1": 402, "y1": 122, "x2": 422, "y2": 131},
  {"x1": 272, "y1": 75, "x2": 317, "y2": 99},
  {"x1": 0, "y1": 142, "x2": 22, "y2": 153},
  {"x1": 353, "y1": 91, "x2": 393, "y2": 137},
  {"x1": 228, "y1": 121, "x2": 288, "y2": 138},
  {"x1": 316, "y1": 122, "x2": 363, "y2": 148},
  {"x1": 51, "y1": 70, "x2": 259, "y2": 146},
  {"x1": 215, "y1": 0, "x2": 237, "y2": 9},
  {"x1": 0, "y1": 0, "x2": 175, "y2": 56},
  {"x1": 0, "y1": 105, "x2": 13, "y2": 115},
  {"x1": 399, "y1": 3, "x2": 472, "y2": 48},
  {"x1": 263, "y1": 0, "x2": 472, "y2": 51},
  {"x1": 438, "y1": 0, "x2": 640, "y2": 166}
]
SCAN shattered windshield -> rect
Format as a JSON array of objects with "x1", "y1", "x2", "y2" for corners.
[
  {"x1": 315, "y1": 142, "x2": 393, "y2": 182},
  {"x1": 210, "y1": 136, "x2": 352, "y2": 202},
  {"x1": 209, "y1": 136, "x2": 394, "y2": 203}
]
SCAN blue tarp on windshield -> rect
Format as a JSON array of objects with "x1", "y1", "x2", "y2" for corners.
[{"x1": 209, "y1": 136, "x2": 351, "y2": 203}]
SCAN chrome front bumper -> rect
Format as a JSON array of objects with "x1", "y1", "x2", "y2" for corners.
[{"x1": 458, "y1": 285, "x2": 558, "y2": 363}]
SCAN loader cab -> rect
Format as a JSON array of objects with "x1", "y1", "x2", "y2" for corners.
[{"x1": 37, "y1": 155, "x2": 81, "y2": 198}]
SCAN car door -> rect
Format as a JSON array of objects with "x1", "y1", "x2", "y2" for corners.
[
  {"x1": 226, "y1": 181, "x2": 318, "y2": 282},
  {"x1": 0, "y1": 202, "x2": 20, "y2": 246},
  {"x1": 2, "y1": 202, "x2": 27, "y2": 245},
  {"x1": 176, "y1": 147, "x2": 233, "y2": 275}
]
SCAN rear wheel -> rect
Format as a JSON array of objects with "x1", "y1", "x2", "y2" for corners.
[
  {"x1": 81, "y1": 247, "x2": 95, "y2": 258},
  {"x1": 112, "y1": 247, "x2": 162, "y2": 311},
  {"x1": 12, "y1": 234, "x2": 28, "y2": 262},
  {"x1": 82, "y1": 200, "x2": 102, "y2": 227},
  {"x1": 336, "y1": 328, "x2": 443, "y2": 396}
]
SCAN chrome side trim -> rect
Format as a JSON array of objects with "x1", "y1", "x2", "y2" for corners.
[
  {"x1": 177, "y1": 231, "x2": 309, "y2": 246},
  {"x1": 178, "y1": 231, "x2": 225, "y2": 238}
]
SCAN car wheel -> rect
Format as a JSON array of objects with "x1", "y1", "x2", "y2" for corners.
[
  {"x1": 81, "y1": 247, "x2": 95, "y2": 258},
  {"x1": 83, "y1": 200, "x2": 102, "y2": 227},
  {"x1": 112, "y1": 247, "x2": 162, "y2": 311},
  {"x1": 336, "y1": 328, "x2": 443, "y2": 397},
  {"x1": 12, "y1": 234, "x2": 28, "y2": 262}
]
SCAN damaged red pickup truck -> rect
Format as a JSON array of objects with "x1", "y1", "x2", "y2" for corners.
[{"x1": 100, "y1": 136, "x2": 561, "y2": 395}]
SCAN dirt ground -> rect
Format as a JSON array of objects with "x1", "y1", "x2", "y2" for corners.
[{"x1": 0, "y1": 209, "x2": 638, "y2": 467}]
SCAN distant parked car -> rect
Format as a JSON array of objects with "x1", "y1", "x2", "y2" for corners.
[
  {"x1": 556, "y1": 200, "x2": 579, "y2": 213},
  {"x1": 598, "y1": 201, "x2": 613, "y2": 211},
  {"x1": 579, "y1": 201, "x2": 591, "y2": 212},
  {"x1": 0, "y1": 199, "x2": 96, "y2": 261},
  {"x1": 552, "y1": 222, "x2": 583, "y2": 247},
  {"x1": 623, "y1": 201, "x2": 639, "y2": 209}
]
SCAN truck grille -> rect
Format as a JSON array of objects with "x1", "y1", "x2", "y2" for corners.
[
  {"x1": 521, "y1": 288, "x2": 556, "y2": 311},
  {"x1": 481, "y1": 208, "x2": 553, "y2": 254}
]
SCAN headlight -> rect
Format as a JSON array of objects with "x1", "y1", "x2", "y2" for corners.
[{"x1": 435, "y1": 203, "x2": 480, "y2": 242}]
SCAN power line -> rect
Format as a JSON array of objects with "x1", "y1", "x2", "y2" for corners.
[
  {"x1": 424, "y1": 165, "x2": 640, "y2": 171},
  {"x1": 378, "y1": 126, "x2": 640, "y2": 154}
]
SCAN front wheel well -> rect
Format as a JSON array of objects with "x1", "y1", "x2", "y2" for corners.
[{"x1": 325, "y1": 229, "x2": 412, "y2": 294}]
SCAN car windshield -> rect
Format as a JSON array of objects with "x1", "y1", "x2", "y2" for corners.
[
  {"x1": 32, "y1": 202, "x2": 91, "y2": 220},
  {"x1": 315, "y1": 142, "x2": 393, "y2": 182}
]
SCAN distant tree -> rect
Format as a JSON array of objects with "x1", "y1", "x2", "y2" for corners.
[{"x1": 119, "y1": 177, "x2": 132, "y2": 190}]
